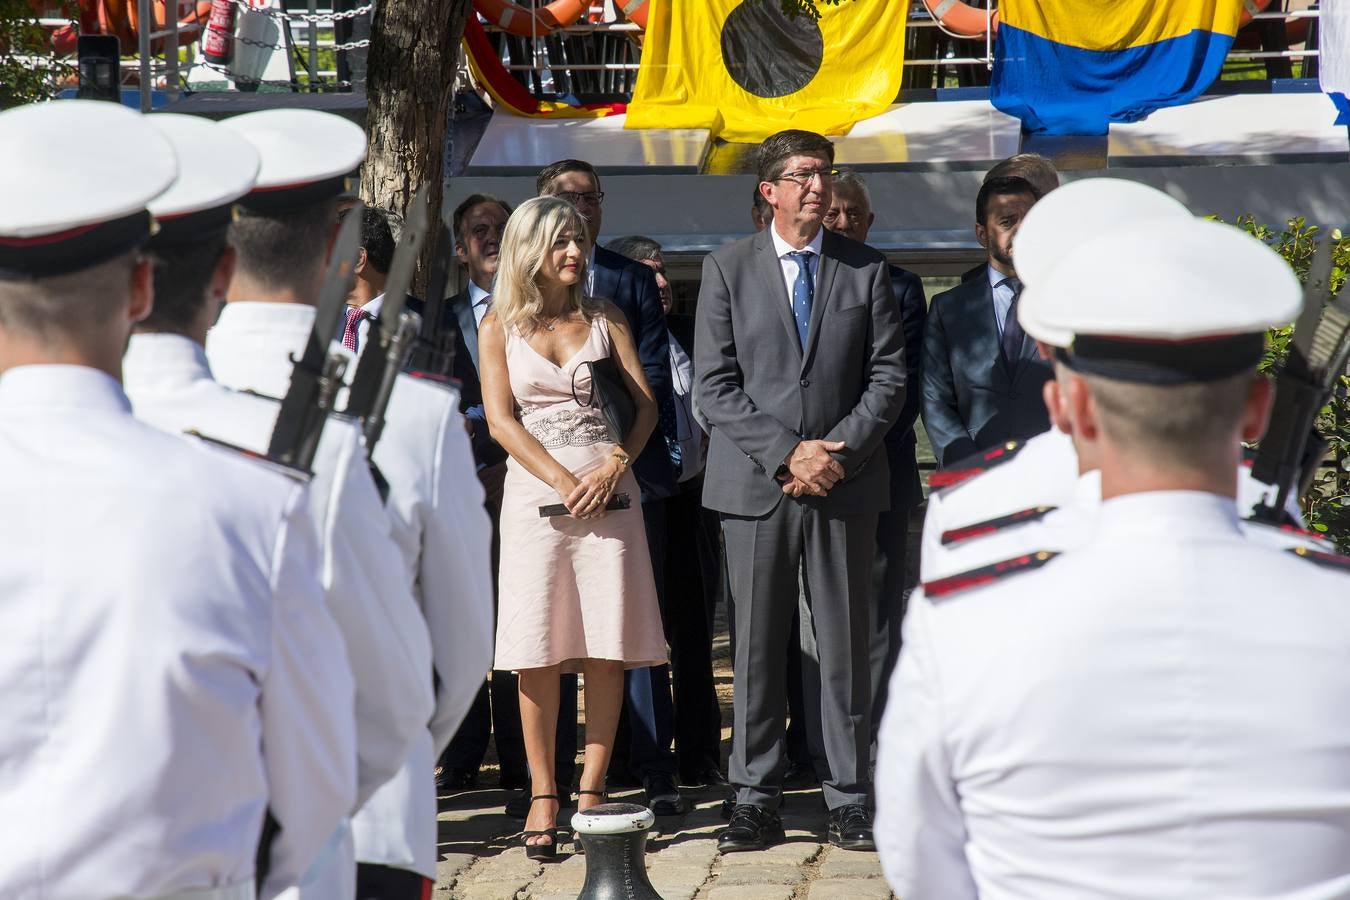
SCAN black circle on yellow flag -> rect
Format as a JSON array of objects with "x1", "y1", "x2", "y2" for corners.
[{"x1": 720, "y1": 1, "x2": 824, "y2": 98}]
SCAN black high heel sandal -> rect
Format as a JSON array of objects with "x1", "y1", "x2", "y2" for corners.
[
  {"x1": 522, "y1": 794, "x2": 560, "y2": 861},
  {"x1": 571, "y1": 790, "x2": 609, "y2": 855}
]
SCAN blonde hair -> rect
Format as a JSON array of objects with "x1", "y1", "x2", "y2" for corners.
[{"x1": 492, "y1": 195, "x2": 597, "y2": 335}]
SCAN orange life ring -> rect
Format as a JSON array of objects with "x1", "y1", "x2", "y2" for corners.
[
  {"x1": 617, "y1": 0, "x2": 646, "y2": 29},
  {"x1": 98, "y1": 0, "x2": 213, "y2": 52},
  {"x1": 1238, "y1": 0, "x2": 1276, "y2": 27},
  {"x1": 922, "y1": 0, "x2": 997, "y2": 39},
  {"x1": 925, "y1": 0, "x2": 1275, "y2": 40},
  {"x1": 472, "y1": 0, "x2": 588, "y2": 37}
]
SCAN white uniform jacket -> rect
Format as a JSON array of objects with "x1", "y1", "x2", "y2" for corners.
[
  {"x1": 921, "y1": 428, "x2": 1301, "y2": 581},
  {"x1": 125, "y1": 333, "x2": 434, "y2": 804},
  {"x1": 877, "y1": 491, "x2": 1350, "y2": 900},
  {"x1": 0, "y1": 365, "x2": 356, "y2": 900},
  {"x1": 207, "y1": 303, "x2": 494, "y2": 880}
]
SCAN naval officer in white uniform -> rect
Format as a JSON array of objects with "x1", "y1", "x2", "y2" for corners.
[
  {"x1": 0, "y1": 101, "x2": 356, "y2": 900},
  {"x1": 876, "y1": 215, "x2": 1350, "y2": 899},
  {"x1": 204, "y1": 109, "x2": 494, "y2": 900},
  {"x1": 121, "y1": 114, "x2": 435, "y2": 900},
  {"x1": 919, "y1": 179, "x2": 1300, "y2": 582}
]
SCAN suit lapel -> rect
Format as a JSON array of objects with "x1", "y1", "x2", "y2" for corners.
[
  {"x1": 754, "y1": 229, "x2": 803, "y2": 359},
  {"x1": 452, "y1": 292, "x2": 480, "y2": 372},
  {"x1": 965, "y1": 277, "x2": 1012, "y2": 386},
  {"x1": 801, "y1": 232, "x2": 837, "y2": 370}
]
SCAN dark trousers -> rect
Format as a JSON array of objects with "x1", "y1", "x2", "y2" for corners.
[
  {"x1": 663, "y1": 479, "x2": 723, "y2": 775},
  {"x1": 355, "y1": 863, "x2": 430, "y2": 900},
  {"x1": 722, "y1": 503, "x2": 876, "y2": 811},
  {"x1": 615, "y1": 499, "x2": 679, "y2": 782},
  {"x1": 441, "y1": 462, "x2": 576, "y2": 787},
  {"x1": 869, "y1": 497, "x2": 913, "y2": 749}
]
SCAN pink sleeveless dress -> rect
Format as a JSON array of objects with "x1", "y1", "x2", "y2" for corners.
[{"x1": 494, "y1": 315, "x2": 667, "y2": 673}]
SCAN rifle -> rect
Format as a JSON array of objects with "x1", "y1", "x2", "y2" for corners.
[
  {"x1": 1251, "y1": 234, "x2": 1350, "y2": 524},
  {"x1": 344, "y1": 185, "x2": 430, "y2": 464},
  {"x1": 263, "y1": 200, "x2": 365, "y2": 472},
  {"x1": 405, "y1": 194, "x2": 459, "y2": 379}
]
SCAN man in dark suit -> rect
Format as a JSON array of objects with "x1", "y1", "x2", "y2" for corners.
[
  {"x1": 823, "y1": 170, "x2": 926, "y2": 745},
  {"x1": 695, "y1": 130, "x2": 906, "y2": 853},
  {"x1": 922, "y1": 175, "x2": 1051, "y2": 467},
  {"x1": 537, "y1": 160, "x2": 687, "y2": 814}
]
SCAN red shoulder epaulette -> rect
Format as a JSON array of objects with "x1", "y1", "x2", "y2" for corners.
[
  {"x1": 1286, "y1": 545, "x2": 1350, "y2": 572},
  {"x1": 929, "y1": 440, "x2": 1025, "y2": 491},
  {"x1": 941, "y1": 505, "x2": 1056, "y2": 546},
  {"x1": 924, "y1": 550, "x2": 1059, "y2": 600},
  {"x1": 1243, "y1": 517, "x2": 1333, "y2": 545}
]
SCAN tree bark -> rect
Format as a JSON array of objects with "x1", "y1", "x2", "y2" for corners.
[{"x1": 362, "y1": 0, "x2": 470, "y2": 286}]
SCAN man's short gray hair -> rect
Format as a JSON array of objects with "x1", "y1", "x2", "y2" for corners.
[
  {"x1": 0, "y1": 252, "x2": 133, "y2": 341},
  {"x1": 832, "y1": 168, "x2": 872, "y2": 209},
  {"x1": 605, "y1": 235, "x2": 663, "y2": 264}
]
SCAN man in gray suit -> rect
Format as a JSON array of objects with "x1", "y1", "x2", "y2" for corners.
[
  {"x1": 922, "y1": 175, "x2": 1051, "y2": 467},
  {"x1": 694, "y1": 129, "x2": 906, "y2": 853}
]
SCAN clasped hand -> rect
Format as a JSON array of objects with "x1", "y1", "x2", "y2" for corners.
[
  {"x1": 558, "y1": 458, "x2": 623, "y2": 519},
  {"x1": 778, "y1": 439, "x2": 846, "y2": 498}
]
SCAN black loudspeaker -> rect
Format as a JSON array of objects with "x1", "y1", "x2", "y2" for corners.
[{"x1": 76, "y1": 34, "x2": 121, "y2": 102}]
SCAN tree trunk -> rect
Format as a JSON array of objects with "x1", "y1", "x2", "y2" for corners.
[{"x1": 362, "y1": 0, "x2": 470, "y2": 287}]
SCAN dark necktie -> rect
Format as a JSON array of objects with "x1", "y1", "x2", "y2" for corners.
[
  {"x1": 999, "y1": 276, "x2": 1025, "y2": 365},
  {"x1": 342, "y1": 306, "x2": 370, "y2": 353},
  {"x1": 787, "y1": 250, "x2": 815, "y2": 350}
]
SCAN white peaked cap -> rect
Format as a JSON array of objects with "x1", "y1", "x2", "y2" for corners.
[
  {"x1": 1015, "y1": 178, "x2": 1192, "y2": 347},
  {"x1": 1021, "y1": 218, "x2": 1300, "y2": 383},
  {"x1": 222, "y1": 109, "x2": 366, "y2": 211},
  {"x1": 147, "y1": 113, "x2": 260, "y2": 220},
  {"x1": 0, "y1": 101, "x2": 176, "y2": 278}
]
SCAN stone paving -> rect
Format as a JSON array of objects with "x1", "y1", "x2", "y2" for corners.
[{"x1": 432, "y1": 783, "x2": 894, "y2": 899}]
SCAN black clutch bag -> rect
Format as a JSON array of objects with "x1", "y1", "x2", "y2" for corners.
[{"x1": 573, "y1": 355, "x2": 635, "y2": 444}]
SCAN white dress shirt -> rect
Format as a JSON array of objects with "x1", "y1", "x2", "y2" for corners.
[
  {"x1": 207, "y1": 303, "x2": 495, "y2": 881},
  {"x1": 988, "y1": 263, "x2": 1017, "y2": 340},
  {"x1": 468, "y1": 280, "x2": 492, "y2": 329},
  {"x1": 769, "y1": 223, "x2": 824, "y2": 307},
  {"x1": 348, "y1": 292, "x2": 382, "y2": 353},
  {"x1": 0, "y1": 364, "x2": 356, "y2": 900},
  {"x1": 125, "y1": 330, "x2": 435, "y2": 899},
  {"x1": 668, "y1": 329, "x2": 704, "y2": 482},
  {"x1": 878, "y1": 491, "x2": 1350, "y2": 900}
]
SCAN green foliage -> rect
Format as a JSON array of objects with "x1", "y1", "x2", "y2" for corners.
[
  {"x1": 1234, "y1": 214, "x2": 1350, "y2": 552},
  {"x1": 0, "y1": 0, "x2": 73, "y2": 108}
]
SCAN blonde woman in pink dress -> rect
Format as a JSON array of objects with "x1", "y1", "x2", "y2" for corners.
[{"x1": 478, "y1": 196, "x2": 668, "y2": 859}]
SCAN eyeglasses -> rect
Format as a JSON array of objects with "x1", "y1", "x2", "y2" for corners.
[
  {"x1": 556, "y1": 191, "x2": 605, "y2": 206},
  {"x1": 824, "y1": 209, "x2": 868, "y2": 225},
  {"x1": 774, "y1": 168, "x2": 839, "y2": 187}
]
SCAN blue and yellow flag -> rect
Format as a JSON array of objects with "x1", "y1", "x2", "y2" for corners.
[
  {"x1": 992, "y1": 0, "x2": 1244, "y2": 135},
  {"x1": 626, "y1": 0, "x2": 907, "y2": 144}
]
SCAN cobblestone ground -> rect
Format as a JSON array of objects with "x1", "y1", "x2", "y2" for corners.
[
  {"x1": 431, "y1": 608, "x2": 894, "y2": 899},
  {"x1": 432, "y1": 783, "x2": 893, "y2": 900}
]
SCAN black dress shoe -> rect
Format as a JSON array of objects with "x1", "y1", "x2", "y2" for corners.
[
  {"x1": 679, "y1": 766, "x2": 729, "y2": 788},
  {"x1": 827, "y1": 803, "x2": 875, "y2": 851},
  {"x1": 782, "y1": 762, "x2": 819, "y2": 789},
  {"x1": 498, "y1": 769, "x2": 528, "y2": 792},
  {"x1": 435, "y1": 767, "x2": 478, "y2": 791},
  {"x1": 644, "y1": 774, "x2": 690, "y2": 816},
  {"x1": 717, "y1": 804, "x2": 785, "y2": 853}
]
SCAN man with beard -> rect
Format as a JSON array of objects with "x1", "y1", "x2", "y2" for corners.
[{"x1": 921, "y1": 176, "x2": 1049, "y2": 467}]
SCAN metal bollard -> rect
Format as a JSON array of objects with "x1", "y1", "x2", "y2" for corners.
[{"x1": 571, "y1": 802, "x2": 662, "y2": 900}]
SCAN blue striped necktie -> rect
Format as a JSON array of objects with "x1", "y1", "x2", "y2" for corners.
[{"x1": 787, "y1": 250, "x2": 815, "y2": 350}]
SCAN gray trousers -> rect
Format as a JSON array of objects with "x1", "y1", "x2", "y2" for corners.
[{"x1": 721, "y1": 502, "x2": 876, "y2": 810}]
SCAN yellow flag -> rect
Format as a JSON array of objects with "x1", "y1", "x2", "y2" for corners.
[{"x1": 626, "y1": 0, "x2": 907, "y2": 143}]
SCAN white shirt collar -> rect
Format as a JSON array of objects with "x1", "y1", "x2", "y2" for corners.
[
  {"x1": 359, "y1": 293, "x2": 384, "y2": 319},
  {"x1": 468, "y1": 280, "x2": 491, "y2": 307},
  {"x1": 988, "y1": 264, "x2": 1018, "y2": 290},
  {"x1": 1097, "y1": 490, "x2": 1241, "y2": 541},
  {"x1": 770, "y1": 223, "x2": 825, "y2": 260},
  {"x1": 123, "y1": 333, "x2": 215, "y2": 393},
  {"x1": 0, "y1": 364, "x2": 131, "y2": 412}
]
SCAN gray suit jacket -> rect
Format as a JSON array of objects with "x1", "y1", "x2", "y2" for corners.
[
  {"x1": 693, "y1": 228, "x2": 907, "y2": 518},
  {"x1": 920, "y1": 275, "x2": 1051, "y2": 467}
]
